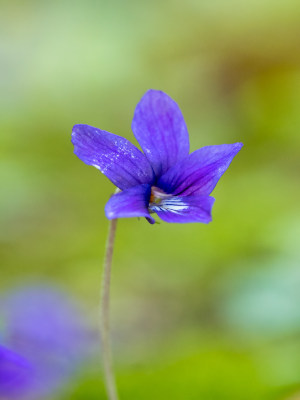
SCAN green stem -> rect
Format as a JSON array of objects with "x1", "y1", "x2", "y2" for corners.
[{"x1": 100, "y1": 218, "x2": 119, "y2": 400}]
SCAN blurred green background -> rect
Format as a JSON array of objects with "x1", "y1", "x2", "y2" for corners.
[{"x1": 1, "y1": 0, "x2": 300, "y2": 399}]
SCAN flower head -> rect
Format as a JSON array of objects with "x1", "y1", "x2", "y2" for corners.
[{"x1": 72, "y1": 90, "x2": 243, "y2": 224}]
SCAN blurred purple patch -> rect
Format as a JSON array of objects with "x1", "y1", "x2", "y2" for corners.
[
  {"x1": 0, "y1": 285, "x2": 95, "y2": 399},
  {"x1": 0, "y1": 345, "x2": 34, "y2": 398}
]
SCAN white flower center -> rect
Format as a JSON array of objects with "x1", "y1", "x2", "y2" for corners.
[{"x1": 149, "y1": 186, "x2": 188, "y2": 213}]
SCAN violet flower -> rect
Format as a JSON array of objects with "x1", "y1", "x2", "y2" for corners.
[
  {"x1": 0, "y1": 285, "x2": 94, "y2": 399},
  {"x1": 0, "y1": 345, "x2": 34, "y2": 398},
  {"x1": 72, "y1": 90, "x2": 242, "y2": 224}
]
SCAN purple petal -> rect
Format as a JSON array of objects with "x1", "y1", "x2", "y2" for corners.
[
  {"x1": 105, "y1": 184, "x2": 155, "y2": 223},
  {"x1": 132, "y1": 90, "x2": 190, "y2": 178},
  {"x1": 158, "y1": 143, "x2": 243, "y2": 196},
  {"x1": 0, "y1": 345, "x2": 34, "y2": 398},
  {"x1": 152, "y1": 195, "x2": 215, "y2": 223},
  {"x1": 72, "y1": 124, "x2": 154, "y2": 190}
]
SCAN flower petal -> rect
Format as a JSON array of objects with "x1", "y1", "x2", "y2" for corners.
[
  {"x1": 105, "y1": 184, "x2": 155, "y2": 223},
  {"x1": 72, "y1": 124, "x2": 154, "y2": 190},
  {"x1": 132, "y1": 90, "x2": 190, "y2": 178},
  {"x1": 0, "y1": 345, "x2": 34, "y2": 398},
  {"x1": 151, "y1": 195, "x2": 215, "y2": 223},
  {"x1": 158, "y1": 143, "x2": 243, "y2": 196}
]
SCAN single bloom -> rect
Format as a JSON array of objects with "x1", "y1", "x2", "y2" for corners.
[{"x1": 72, "y1": 90, "x2": 243, "y2": 224}]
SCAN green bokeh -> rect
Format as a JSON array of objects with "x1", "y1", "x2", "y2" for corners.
[{"x1": 1, "y1": 1, "x2": 300, "y2": 399}]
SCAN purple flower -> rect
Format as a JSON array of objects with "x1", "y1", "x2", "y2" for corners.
[
  {"x1": 0, "y1": 345, "x2": 34, "y2": 398},
  {"x1": 72, "y1": 90, "x2": 243, "y2": 224},
  {"x1": 0, "y1": 285, "x2": 95, "y2": 399}
]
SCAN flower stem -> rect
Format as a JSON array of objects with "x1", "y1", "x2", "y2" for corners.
[{"x1": 100, "y1": 218, "x2": 119, "y2": 400}]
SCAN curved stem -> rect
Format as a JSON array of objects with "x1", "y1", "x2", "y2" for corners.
[{"x1": 100, "y1": 218, "x2": 119, "y2": 400}]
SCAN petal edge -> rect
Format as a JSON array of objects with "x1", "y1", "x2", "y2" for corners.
[
  {"x1": 132, "y1": 90, "x2": 190, "y2": 178},
  {"x1": 72, "y1": 124, "x2": 154, "y2": 190},
  {"x1": 105, "y1": 184, "x2": 154, "y2": 221},
  {"x1": 158, "y1": 142, "x2": 243, "y2": 196}
]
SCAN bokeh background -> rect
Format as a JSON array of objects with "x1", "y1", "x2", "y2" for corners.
[{"x1": 1, "y1": 0, "x2": 300, "y2": 399}]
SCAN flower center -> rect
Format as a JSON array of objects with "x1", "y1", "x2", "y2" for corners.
[
  {"x1": 149, "y1": 186, "x2": 170, "y2": 204},
  {"x1": 149, "y1": 187, "x2": 173, "y2": 213},
  {"x1": 149, "y1": 186, "x2": 190, "y2": 214}
]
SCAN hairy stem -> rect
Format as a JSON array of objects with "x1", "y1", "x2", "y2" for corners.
[{"x1": 100, "y1": 218, "x2": 119, "y2": 400}]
